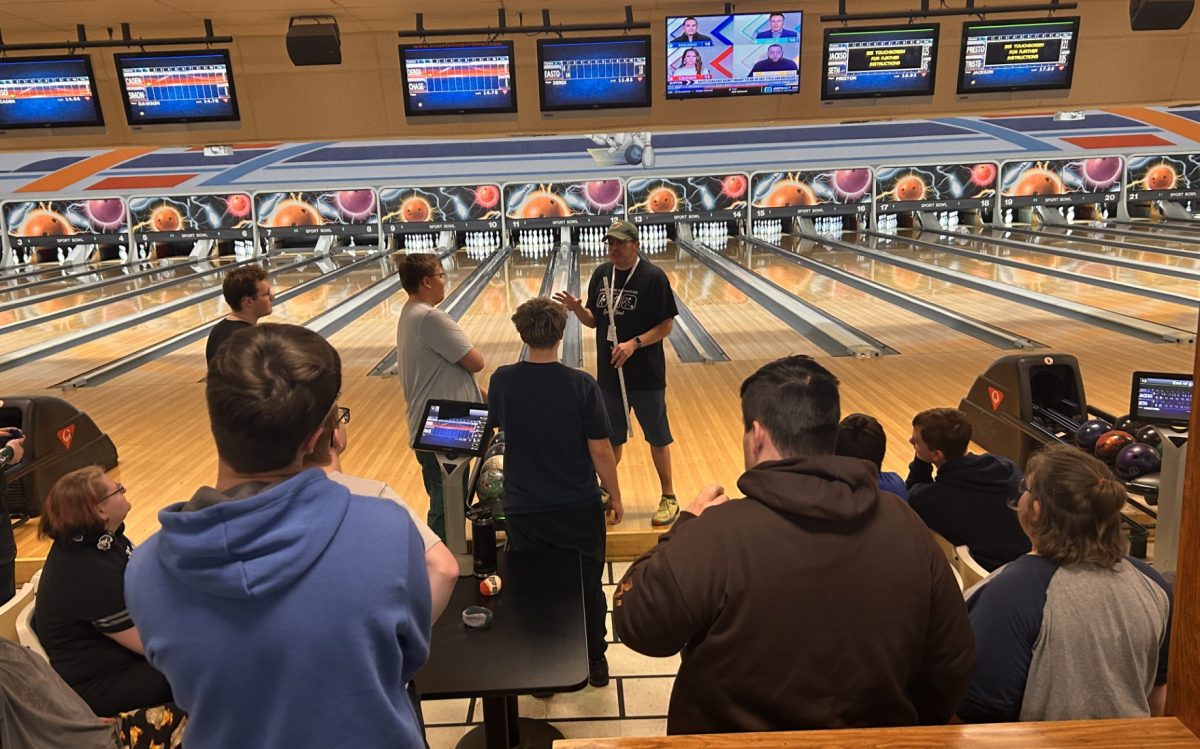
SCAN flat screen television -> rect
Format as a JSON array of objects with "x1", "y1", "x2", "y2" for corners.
[
  {"x1": 822, "y1": 24, "x2": 939, "y2": 100},
  {"x1": 400, "y1": 42, "x2": 517, "y2": 116},
  {"x1": 665, "y1": 11, "x2": 801, "y2": 99},
  {"x1": 114, "y1": 50, "x2": 240, "y2": 124},
  {"x1": 537, "y1": 36, "x2": 651, "y2": 111},
  {"x1": 958, "y1": 16, "x2": 1080, "y2": 94},
  {"x1": 0, "y1": 55, "x2": 103, "y2": 129}
]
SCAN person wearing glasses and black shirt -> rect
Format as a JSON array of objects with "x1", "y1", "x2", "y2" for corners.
[
  {"x1": 34, "y1": 467, "x2": 174, "y2": 716},
  {"x1": 205, "y1": 264, "x2": 275, "y2": 365}
]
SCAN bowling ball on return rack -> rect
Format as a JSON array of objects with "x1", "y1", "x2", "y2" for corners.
[
  {"x1": 474, "y1": 453, "x2": 506, "y2": 520},
  {"x1": 1113, "y1": 414, "x2": 1144, "y2": 434},
  {"x1": 1114, "y1": 442, "x2": 1162, "y2": 480},
  {"x1": 1094, "y1": 430, "x2": 1135, "y2": 464},
  {"x1": 1074, "y1": 419, "x2": 1112, "y2": 452},
  {"x1": 1134, "y1": 425, "x2": 1163, "y2": 453}
]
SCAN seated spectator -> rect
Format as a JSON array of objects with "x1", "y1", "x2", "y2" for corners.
[
  {"x1": 487, "y1": 297, "x2": 623, "y2": 687},
  {"x1": 835, "y1": 413, "x2": 907, "y2": 501},
  {"x1": 34, "y1": 468, "x2": 173, "y2": 716},
  {"x1": 614, "y1": 355, "x2": 974, "y2": 735},
  {"x1": 959, "y1": 443, "x2": 1171, "y2": 722},
  {"x1": 906, "y1": 408, "x2": 1029, "y2": 570},
  {"x1": 126, "y1": 323, "x2": 431, "y2": 749},
  {"x1": 303, "y1": 403, "x2": 458, "y2": 621}
]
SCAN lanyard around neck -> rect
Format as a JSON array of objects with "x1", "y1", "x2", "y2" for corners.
[{"x1": 609, "y1": 258, "x2": 640, "y2": 320}]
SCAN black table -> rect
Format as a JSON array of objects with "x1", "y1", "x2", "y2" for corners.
[{"x1": 417, "y1": 550, "x2": 589, "y2": 749}]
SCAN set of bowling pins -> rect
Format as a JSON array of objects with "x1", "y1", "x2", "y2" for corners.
[
  {"x1": 233, "y1": 244, "x2": 258, "y2": 261},
  {"x1": 463, "y1": 232, "x2": 501, "y2": 256},
  {"x1": 518, "y1": 229, "x2": 557, "y2": 254},
  {"x1": 403, "y1": 233, "x2": 439, "y2": 251},
  {"x1": 693, "y1": 222, "x2": 729, "y2": 243},
  {"x1": 752, "y1": 219, "x2": 786, "y2": 240},
  {"x1": 814, "y1": 216, "x2": 844, "y2": 236},
  {"x1": 578, "y1": 226, "x2": 608, "y2": 252},
  {"x1": 935, "y1": 211, "x2": 961, "y2": 229},
  {"x1": 877, "y1": 214, "x2": 900, "y2": 235}
]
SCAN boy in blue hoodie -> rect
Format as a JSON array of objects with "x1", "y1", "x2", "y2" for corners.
[{"x1": 126, "y1": 323, "x2": 431, "y2": 749}]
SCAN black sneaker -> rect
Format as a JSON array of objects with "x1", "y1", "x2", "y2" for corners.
[{"x1": 588, "y1": 656, "x2": 610, "y2": 688}]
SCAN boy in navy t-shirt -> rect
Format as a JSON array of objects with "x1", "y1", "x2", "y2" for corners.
[
  {"x1": 835, "y1": 413, "x2": 908, "y2": 501},
  {"x1": 487, "y1": 297, "x2": 623, "y2": 688}
]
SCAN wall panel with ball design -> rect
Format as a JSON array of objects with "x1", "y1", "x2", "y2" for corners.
[
  {"x1": 254, "y1": 189, "x2": 379, "y2": 238},
  {"x1": 750, "y1": 168, "x2": 872, "y2": 219},
  {"x1": 998, "y1": 156, "x2": 1123, "y2": 210},
  {"x1": 2, "y1": 198, "x2": 128, "y2": 249},
  {"x1": 379, "y1": 184, "x2": 502, "y2": 234},
  {"x1": 625, "y1": 174, "x2": 748, "y2": 225},
  {"x1": 128, "y1": 193, "x2": 254, "y2": 243},
  {"x1": 875, "y1": 162, "x2": 997, "y2": 213},
  {"x1": 502, "y1": 180, "x2": 625, "y2": 229},
  {"x1": 1125, "y1": 154, "x2": 1200, "y2": 204}
]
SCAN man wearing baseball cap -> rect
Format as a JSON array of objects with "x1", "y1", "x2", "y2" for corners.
[{"x1": 555, "y1": 220, "x2": 681, "y2": 527}]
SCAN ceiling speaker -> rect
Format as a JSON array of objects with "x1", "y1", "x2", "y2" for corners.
[
  {"x1": 1130, "y1": 0, "x2": 1195, "y2": 30},
  {"x1": 287, "y1": 16, "x2": 341, "y2": 66}
]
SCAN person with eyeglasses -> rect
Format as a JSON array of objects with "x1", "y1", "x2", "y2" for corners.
[
  {"x1": 33, "y1": 467, "x2": 175, "y2": 717},
  {"x1": 396, "y1": 253, "x2": 485, "y2": 541},
  {"x1": 958, "y1": 443, "x2": 1172, "y2": 723},
  {"x1": 204, "y1": 264, "x2": 275, "y2": 365}
]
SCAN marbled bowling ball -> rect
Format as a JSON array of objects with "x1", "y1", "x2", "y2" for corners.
[
  {"x1": 517, "y1": 191, "x2": 570, "y2": 219},
  {"x1": 647, "y1": 187, "x2": 679, "y2": 213},
  {"x1": 1134, "y1": 424, "x2": 1162, "y2": 453},
  {"x1": 1115, "y1": 442, "x2": 1162, "y2": 479},
  {"x1": 476, "y1": 454, "x2": 504, "y2": 504},
  {"x1": 20, "y1": 210, "x2": 72, "y2": 237},
  {"x1": 225, "y1": 193, "x2": 252, "y2": 217},
  {"x1": 833, "y1": 168, "x2": 872, "y2": 200},
  {"x1": 1094, "y1": 430, "x2": 1135, "y2": 464},
  {"x1": 1012, "y1": 168, "x2": 1064, "y2": 197},
  {"x1": 337, "y1": 190, "x2": 376, "y2": 219},
  {"x1": 400, "y1": 197, "x2": 431, "y2": 223},
  {"x1": 895, "y1": 175, "x2": 926, "y2": 202},
  {"x1": 585, "y1": 180, "x2": 624, "y2": 211},
  {"x1": 151, "y1": 206, "x2": 183, "y2": 232},
  {"x1": 269, "y1": 200, "x2": 321, "y2": 227},
  {"x1": 1083, "y1": 157, "x2": 1123, "y2": 188},
  {"x1": 764, "y1": 180, "x2": 816, "y2": 208},
  {"x1": 1074, "y1": 418, "x2": 1112, "y2": 451},
  {"x1": 1144, "y1": 164, "x2": 1177, "y2": 192},
  {"x1": 86, "y1": 198, "x2": 125, "y2": 228}
]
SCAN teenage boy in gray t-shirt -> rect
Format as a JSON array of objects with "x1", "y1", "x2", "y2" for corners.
[{"x1": 396, "y1": 253, "x2": 485, "y2": 540}]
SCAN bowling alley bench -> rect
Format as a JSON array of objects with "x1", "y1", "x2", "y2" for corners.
[{"x1": 553, "y1": 717, "x2": 1200, "y2": 749}]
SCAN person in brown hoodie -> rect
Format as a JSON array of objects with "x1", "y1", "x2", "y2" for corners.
[{"x1": 612, "y1": 355, "x2": 975, "y2": 735}]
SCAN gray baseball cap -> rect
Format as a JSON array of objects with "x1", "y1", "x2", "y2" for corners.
[{"x1": 604, "y1": 220, "x2": 640, "y2": 242}]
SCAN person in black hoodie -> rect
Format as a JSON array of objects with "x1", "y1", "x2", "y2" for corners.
[
  {"x1": 612, "y1": 355, "x2": 974, "y2": 735},
  {"x1": 906, "y1": 407, "x2": 1030, "y2": 571}
]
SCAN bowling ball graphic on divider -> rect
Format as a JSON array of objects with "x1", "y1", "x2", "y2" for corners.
[
  {"x1": 647, "y1": 187, "x2": 679, "y2": 213},
  {"x1": 764, "y1": 180, "x2": 816, "y2": 208},
  {"x1": 516, "y1": 191, "x2": 570, "y2": 219},
  {"x1": 1144, "y1": 164, "x2": 1178, "y2": 192},
  {"x1": 86, "y1": 198, "x2": 125, "y2": 230},
  {"x1": 1094, "y1": 430, "x2": 1135, "y2": 464},
  {"x1": 336, "y1": 190, "x2": 376, "y2": 220},
  {"x1": 474, "y1": 185, "x2": 500, "y2": 209},
  {"x1": 268, "y1": 200, "x2": 321, "y2": 227},
  {"x1": 1134, "y1": 425, "x2": 1163, "y2": 453},
  {"x1": 722, "y1": 175, "x2": 747, "y2": 200},
  {"x1": 1083, "y1": 157, "x2": 1123, "y2": 189},
  {"x1": 833, "y1": 169, "x2": 872, "y2": 201},
  {"x1": 226, "y1": 194, "x2": 252, "y2": 218},
  {"x1": 1114, "y1": 442, "x2": 1162, "y2": 480},
  {"x1": 585, "y1": 180, "x2": 623, "y2": 212},
  {"x1": 971, "y1": 163, "x2": 997, "y2": 187},
  {"x1": 400, "y1": 197, "x2": 432, "y2": 223},
  {"x1": 1074, "y1": 419, "x2": 1112, "y2": 451},
  {"x1": 151, "y1": 206, "x2": 184, "y2": 233},
  {"x1": 895, "y1": 175, "x2": 927, "y2": 202},
  {"x1": 20, "y1": 209, "x2": 73, "y2": 237},
  {"x1": 1012, "y1": 168, "x2": 1065, "y2": 197}
]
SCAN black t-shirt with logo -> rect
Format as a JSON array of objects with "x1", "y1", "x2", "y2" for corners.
[{"x1": 585, "y1": 258, "x2": 678, "y2": 391}]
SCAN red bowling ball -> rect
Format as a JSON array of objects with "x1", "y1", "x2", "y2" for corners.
[{"x1": 1094, "y1": 430, "x2": 1135, "y2": 464}]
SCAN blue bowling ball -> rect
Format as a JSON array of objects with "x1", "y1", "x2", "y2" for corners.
[
  {"x1": 1115, "y1": 442, "x2": 1162, "y2": 480},
  {"x1": 1074, "y1": 419, "x2": 1112, "y2": 452}
]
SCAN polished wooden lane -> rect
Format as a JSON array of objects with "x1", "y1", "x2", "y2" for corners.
[{"x1": 978, "y1": 226, "x2": 1200, "y2": 269}]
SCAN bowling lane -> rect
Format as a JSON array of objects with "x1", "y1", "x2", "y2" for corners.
[
  {"x1": 3, "y1": 253, "x2": 362, "y2": 387},
  {"x1": 0, "y1": 258, "x2": 240, "y2": 325},
  {"x1": 1033, "y1": 223, "x2": 1200, "y2": 259},
  {"x1": 854, "y1": 233, "x2": 1197, "y2": 334},
  {"x1": 579, "y1": 243, "x2": 827, "y2": 364},
  {"x1": 457, "y1": 249, "x2": 551, "y2": 377},
  {"x1": 978, "y1": 226, "x2": 1200, "y2": 269},
  {"x1": 0, "y1": 258, "x2": 205, "y2": 300},
  {"x1": 0, "y1": 259, "x2": 126, "y2": 289},
  {"x1": 920, "y1": 229, "x2": 1200, "y2": 327},
  {"x1": 718, "y1": 239, "x2": 997, "y2": 355}
]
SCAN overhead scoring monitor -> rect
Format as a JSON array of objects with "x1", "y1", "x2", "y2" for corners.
[
  {"x1": 822, "y1": 24, "x2": 939, "y2": 100},
  {"x1": 537, "y1": 36, "x2": 651, "y2": 111},
  {"x1": 0, "y1": 55, "x2": 104, "y2": 129},
  {"x1": 400, "y1": 42, "x2": 517, "y2": 116},
  {"x1": 114, "y1": 50, "x2": 240, "y2": 124},
  {"x1": 665, "y1": 11, "x2": 802, "y2": 99},
  {"x1": 958, "y1": 16, "x2": 1080, "y2": 94}
]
